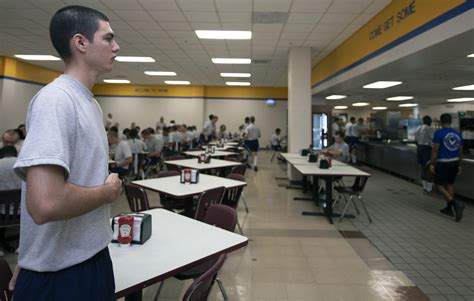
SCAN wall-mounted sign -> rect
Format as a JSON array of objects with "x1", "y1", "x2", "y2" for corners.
[{"x1": 369, "y1": 0, "x2": 416, "y2": 40}]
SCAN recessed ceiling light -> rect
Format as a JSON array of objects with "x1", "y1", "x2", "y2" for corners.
[
  {"x1": 352, "y1": 102, "x2": 370, "y2": 107},
  {"x1": 334, "y1": 106, "x2": 348, "y2": 109},
  {"x1": 325, "y1": 95, "x2": 347, "y2": 100},
  {"x1": 226, "y1": 82, "x2": 251, "y2": 86},
  {"x1": 363, "y1": 81, "x2": 402, "y2": 89},
  {"x1": 165, "y1": 80, "x2": 190, "y2": 85},
  {"x1": 195, "y1": 30, "x2": 252, "y2": 40},
  {"x1": 145, "y1": 71, "x2": 176, "y2": 76},
  {"x1": 398, "y1": 103, "x2": 418, "y2": 107},
  {"x1": 372, "y1": 106, "x2": 387, "y2": 110},
  {"x1": 220, "y1": 73, "x2": 251, "y2": 78},
  {"x1": 212, "y1": 58, "x2": 251, "y2": 64},
  {"x1": 14, "y1": 54, "x2": 61, "y2": 61},
  {"x1": 103, "y1": 79, "x2": 130, "y2": 84},
  {"x1": 386, "y1": 96, "x2": 413, "y2": 101},
  {"x1": 467, "y1": 54, "x2": 474, "y2": 58},
  {"x1": 452, "y1": 84, "x2": 474, "y2": 91},
  {"x1": 115, "y1": 56, "x2": 155, "y2": 62},
  {"x1": 447, "y1": 98, "x2": 474, "y2": 102}
]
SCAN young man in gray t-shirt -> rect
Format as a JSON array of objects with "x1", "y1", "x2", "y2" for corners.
[{"x1": 11, "y1": 6, "x2": 121, "y2": 301}]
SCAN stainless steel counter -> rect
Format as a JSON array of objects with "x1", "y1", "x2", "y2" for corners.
[{"x1": 358, "y1": 142, "x2": 473, "y2": 200}]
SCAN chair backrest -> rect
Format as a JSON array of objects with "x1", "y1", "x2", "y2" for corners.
[
  {"x1": 352, "y1": 166, "x2": 370, "y2": 192},
  {"x1": 156, "y1": 170, "x2": 180, "y2": 178},
  {"x1": 167, "y1": 155, "x2": 186, "y2": 161},
  {"x1": 182, "y1": 253, "x2": 226, "y2": 301},
  {"x1": 221, "y1": 174, "x2": 245, "y2": 210},
  {"x1": 194, "y1": 187, "x2": 225, "y2": 222},
  {"x1": 124, "y1": 184, "x2": 150, "y2": 212},
  {"x1": 204, "y1": 204, "x2": 237, "y2": 232},
  {"x1": 132, "y1": 153, "x2": 145, "y2": 174},
  {"x1": 0, "y1": 189, "x2": 21, "y2": 227},
  {"x1": 230, "y1": 164, "x2": 246, "y2": 176},
  {"x1": 0, "y1": 258, "x2": 13, "y2": 301}
]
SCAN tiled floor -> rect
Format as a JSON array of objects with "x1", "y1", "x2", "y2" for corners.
[{"x1": 3, "y1": 151, "x2": 472, "y2": 300}]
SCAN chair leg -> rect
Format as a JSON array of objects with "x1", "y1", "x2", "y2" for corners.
[
  {"x1": 240, "y1": 194, "x2": 249, "y2": 214},
  {"x1": 357, "y1": 195, "x2": 372, "y2": 223},
  {"x1": 339, "y1": 195, "x2": 353, "y2": 222},
  {"x1": 153, "y1": 280, "x2": 165, "y2": 301},
  {"x1": 236, "y1": 219, "x2": 244, "y2": 235},
  {"x1": 332, "y1": 193, "x2": 341, "y2": 208},
  {"x1": 215, "y1": 277, "x2": 229, "y2": 301}
]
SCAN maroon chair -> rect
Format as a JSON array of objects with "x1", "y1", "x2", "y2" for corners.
[
  {"x1": 222, "y1": 174, "x2": 246, "y2": 234},
  {"x1": 155, "y1": 205, "x2": 237, "y2": 301},
  {"x1": 124, "y1": 184, "x2": 160, "y2": 212},
  {"x1": 0, "y1": 258, "x2": 13, "y2": 301},
  {"x1": 227, "y1": 166, "x2": 249, "y2": 214},
  {"x1": 181, "y1": 254, "x2": 226, "y2": 301},
  {"x1": 193, "y1": 187, "x2": 225, "y2": 222},
  {"x1": 333, "y1": 166, "x2": 371, "y2": 223},
  {"x1": 0, "y1": 189, "x2": 21, "y2": 253}
]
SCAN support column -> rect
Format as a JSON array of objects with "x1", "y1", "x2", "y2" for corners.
[{"x1": 287, "y1": 47, "x2": 312, "y2": 181}]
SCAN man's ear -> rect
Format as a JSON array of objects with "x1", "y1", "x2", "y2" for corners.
[{"x1": 71, "y1": 33, "x2": 89, "y2": 54}]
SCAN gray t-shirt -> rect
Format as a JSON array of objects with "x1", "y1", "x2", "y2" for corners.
[
  {"x1": 127, "y1": 138, "x2": 147, "y2": 154},
  {"x1": 328, "y1": 141, "x2": 350, "y2": 162},
  {"x1": 14, "y1": 75, "x2": 111, "y2": 272},
  {"x1": 114, "y1": 140, "x2": 132, "y2": 169},
  {"x1": 0, "y1": 157, "x2": 21, "y2": 190},
  {"x1": 146, "y1": 136, "x2": 163, "y2": 155},
  {"x1": 245, "y1": 124, "x2": 261, "y2": 141}
]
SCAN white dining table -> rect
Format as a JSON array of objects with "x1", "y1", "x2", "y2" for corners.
[
  {"x1": 164, "y1": 158, "x2": 242, "y2": 172},
  {"x1": 183, "y1": 150, "x2": 237, "y2": 158},
  {"x1": 111, "y1": 208, "x2": 248, "y2": 300}
]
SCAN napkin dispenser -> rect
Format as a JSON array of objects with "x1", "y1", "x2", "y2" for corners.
[
  {"x1": 181, "y1": 168, "x2": 199, "y2": 184},
  {"x1": 111, "y1": 212, "x2": 152, "y2": 245},
  {"x1": 319, "y1": 158, "x2": 331, "y2": 169},
  {"x1": 308, "y1": 153, "x2": 318, "y2": 163},
  {"x1": 198, "y1": 153, "x2": 211, "y2": 164},
  {"x1": 301, "y1": 149, "x2": 309, "y2": 156}
]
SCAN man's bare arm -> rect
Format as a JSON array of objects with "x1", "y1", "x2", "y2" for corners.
[{"x1": 26, "y1": 165, "x2": 121, "y2": 225}]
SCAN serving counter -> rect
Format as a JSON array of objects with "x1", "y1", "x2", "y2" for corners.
[{"x1": 357, "y1": 141, "x2": 474, "y2": 200}]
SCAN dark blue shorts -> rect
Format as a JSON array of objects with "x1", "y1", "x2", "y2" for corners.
[
  {"x1": 245, "y1": 140, "x2": 259, "y2": 152},
  {"x1": 416, "y1": 145, "x2": 432, "y2": 166},
  {"x1": 14, "y1": 247, "x2": 115, "y2": 301}
]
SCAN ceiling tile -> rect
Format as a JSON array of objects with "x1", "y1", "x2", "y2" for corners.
[
  {"x1": 183, "y1": 11, "x2": 219, "y2": 23},
  {"x1": 138, "y1": 0, "x2": 180, "y2": 10},
  {"x1": 254, "y1": 0, "x2": 291, "y2": 12},
  {"x1": 283, "y1": 23, "x2": 315, "y2": 33},
  {"x1": 319, "y1": 13, "x2": 359, "y2": 25},
  {"x1": 159, "y1": 22, "x2": 191, "y2": 31},
  {"x1": 291, "y1": 0, "x2": 332, "y2": 13},
  {"x1": 177, "y1": 0, "x2": 216, "y2": 12},
  {"x1": 253, "y1": 24, "x2": 284, "y2": 33},
  {"x1": 287, "y1": 13, "x2": 323, "y2": 24},
  {"x1": 114, "y1": 10, "x2": 154, "y2": 21},
  {"x1": 218, "y1": 12, "x2": 252, "y2": 23},
  {"x1": 149, "y1": 10, "x2": 186, "y2": 22},
  {"x1": 215, "y1": 0, "x2": 253, "y2": 12}
]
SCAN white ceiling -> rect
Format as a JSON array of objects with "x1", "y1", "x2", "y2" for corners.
[
  {"x1": 0, "y1": 0, "x2": 391, "y2": 86},
  {"x1": 312, "y1": 30, "x2": 474, "y2": 108}
]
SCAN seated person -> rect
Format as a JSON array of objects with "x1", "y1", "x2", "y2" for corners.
[
  {"x1": 0, "y1": 146, "x2": 21, "y2": 191},
  {"x1": 322, "y1": 131, "x2": 349, "y2": 163},
  {"x1": 141, "y1": 128, "x2": 162, "y2": 166},
  {"x1": 108, "y1": 129, "x2": 133, "y2": 177}
]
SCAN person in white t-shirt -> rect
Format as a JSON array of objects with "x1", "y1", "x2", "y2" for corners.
[
  {"x1": 244, "y1": 116, "x2": 261, "y2": 171},
  {"x1": 108, "y1": 129, "x2": 133, "y2": 176}
]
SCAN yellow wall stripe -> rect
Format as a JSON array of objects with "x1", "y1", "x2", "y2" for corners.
[
  {"x1": 311, "y1": 0, "x2": 467, "y2": 86},
  {"x1": 0, "y1": 56, "x2": 61, "y2": 84}
]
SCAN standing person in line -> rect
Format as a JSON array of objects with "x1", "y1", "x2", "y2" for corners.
[
  {"x1": 344, "y1": 117, "x2": 356, "y2": 163},
  {"x1": 105, "y1": 113, "x2": 113, "y2": 130},
  {"x1": 350, "y1": 118, "x2": 367, "y2": 164},
  {"x1": 244, "y1": 116, "x2": 261, "y2": 171},
  {"x1": 430, "y1": 113, "x2": 465, "y2": 222},
  {"x1": 331, "y1": 117, "x2": 340, "y2": 144},
  {"x1": 156, "y1": 116, "x2": 166, "y2": 133},
  {"x1": 414, "y1": 115, "x2": 435, "y2": 193},
  {"x1": 10, "y1": 6, "x2": 122, "y2": 300}
]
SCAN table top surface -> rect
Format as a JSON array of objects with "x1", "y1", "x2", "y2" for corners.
[
  {"x1": 184, "y1": 150, "x2": 237, "y2": 157},
  {"x1": 285, "y1": 157, "x2": 347, "y2": 166},
  {"x1": 111, "y1": 208, "x2": 248, "y2": 298},
  {"x1": 132, "y1": 174, "x2": 246, "y2": 197},
  {"x1": 164, "y1": 158, "x2": 242, "y2": 170},
  {"x1": 209, "y1": 141, "x2": 239, "y2": 146},
  {"x1": 292, "y1": 164, "x2": 371, "y2": 177}
]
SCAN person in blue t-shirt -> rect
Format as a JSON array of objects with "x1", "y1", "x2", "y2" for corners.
[{"x1": 430, "y1": 113, "x2": 465, "y2": 222}]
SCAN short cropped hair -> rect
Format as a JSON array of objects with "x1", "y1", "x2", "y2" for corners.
[
  {"x1": 440, "y1": 113, "x2": 452, "y2": 125},
  {"x1": 335, "y1": 130, "x2": 345, "y2": 138},
  {"x1": 422, "y1": 115, "x2": 432, "y2": 126},
  {"x1": 0, "y1": 146, "x2": 18, "y2": 158},
  {"x1": 49, "y1": 5, "x2": 109, "y2": 62}
]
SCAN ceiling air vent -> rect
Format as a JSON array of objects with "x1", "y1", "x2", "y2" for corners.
[{"x1": 252, "y1": 12, "x2": 288, "y2": 24}]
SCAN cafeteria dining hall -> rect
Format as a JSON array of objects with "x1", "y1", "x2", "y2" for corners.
[{"x1": 0, "y1": 0, "x2": 472, "y2": 300}]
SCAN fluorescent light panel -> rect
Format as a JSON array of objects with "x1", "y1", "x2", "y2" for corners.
[
  {"x1": 104, "y1": 79, "x2": 130, "y2": 84},
  {"x1": 447, "y1": 98, "x2": 474, "y2": 103},
  {"x1": 363, "y1": 81, "x2": 402, "y2": 89},
  {"x1": 226, "y1": 82, "x2": 251, "y2": 86},
  {"x1": 325, "y1": 95, "x2": 347, "y2": 100},
  {"x1": 452, "y1": 84, "x2": 474, "y2": 91},
  {"x1": 334, "y1": 106, "x2": 348, "y2": 109},
  {"x1": 14, "y1": 54, "x2": 61, "y2": 61},
  {"x1": 352, "y1": 102, "x2": 370, "y2": 107},
  {"x1": 386, "y1": 96, "x2": 413, "y2": 101},
  {"x1": 145, "y1": 71, "x2": 176, "y2": 76},
  {"x1": 220, "y1": 73, "x2": 251, "y2": 78},
  {"x1": 467, "y1": 54, "x2": 474, "y2": 58},
  {"x1": 398, "y1": 103, "x2": 418, "y2": 107},
  {"x1": 195, "y1": 30, "x2": 251, "y2": 40},
  {"x1": 165, "y1": 80, "x2": 190, "y2": 85},
  {"x1": 115, "y1": 56, "x2": 155, "y2": 62},
  {"x1": 212, "y1": 58, "x2": 251, "y2": 64},
  {"x1": 372, "y1": 106, "x2": 387, "y2": 110}
]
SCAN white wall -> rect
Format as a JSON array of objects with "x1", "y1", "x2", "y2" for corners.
[
  {"x1": 205, "y1": 99, "x2": 288, "y2": 147},
  {"x1": 418, "y1": 103, "x2": 474, "y2": 120},
  {"x1": 97, "y1": 96, "x2": 288, "y2": 147},
  {"x1": 0, "y1": 79, "x2": 42, "y2": 132},
  {"x1": 97, "y1": 96, "x2": 205, "y2": 131}
]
